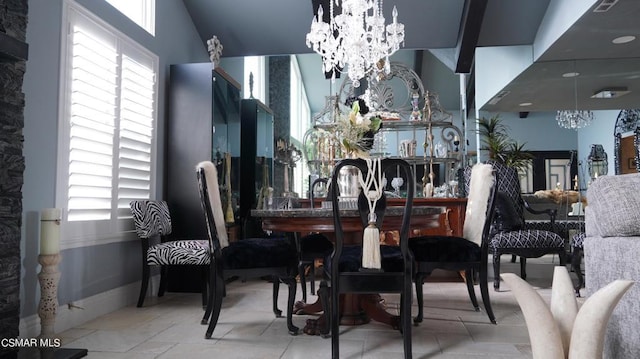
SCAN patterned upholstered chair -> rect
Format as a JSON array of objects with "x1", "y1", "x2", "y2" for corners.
[
  {"x1": 196, "y1": 161, "x2": 299, "y2": 338},
  {"x1": 129, "y1": 200, "x2": 209, "y2": 308},
  {"x1": 486, "y1": 160, "x2": 567, "y2": 290},
  {"x1": 409, "y1": 163, "x2": 498, "y2": 324},
  {"x1": 570, "y1": 231, "x2": 586, "y2": 295}
]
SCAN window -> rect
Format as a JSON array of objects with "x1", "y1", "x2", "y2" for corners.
[
  {"x1": 244, "y1": 56, "x2": 266, "y2": 102},
  {"x1": 57, "y1": 1, "x2": 158, "y2": 247},
  {"x1": 290, "y1": 56, "x2": 311, "y2": 196},
  {"x1": 104, "y1": 0, "x2": 155, "y2": 35}
]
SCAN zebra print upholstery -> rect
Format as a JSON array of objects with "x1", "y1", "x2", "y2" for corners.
[{"x1": 129, "y1": 200, "x2": 209, "y2": 307}]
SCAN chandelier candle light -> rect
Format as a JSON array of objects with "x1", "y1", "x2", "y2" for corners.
[{"x1": 306, "y1": 0, "x2": 405, "y2": 86}]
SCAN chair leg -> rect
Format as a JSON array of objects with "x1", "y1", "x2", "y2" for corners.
[
  {"x1": 200, "y1": 266, "x2": 208, "y2": 310},
  {"x1": 137, "y1": 262, "x2": 151, "y2": 308},
  {"x1": 520, "y1": 257, "x2": 527, "y2": 280},
  {"x1": 493, "y1": 253, "x2": 501, "y2": 290},
  {"x1": 282, "y1": 276, "x2": 300, "y2": 335},
  {"x1": 201, "y1": 262, "x2": 217, "y2": 325},
  {"x1": 413, "y1": 272, "x2": 425, "y2": 324},
  {"x1": 510, "y1": 254, "x2": 517, "y2": 263},
  {"x1": 331, "y1": 280, "x2": 340, "y2": 359},
  {"x1": 298, "y1": 261, "x2": 307, "y2": 303},
  {"x1": 272, "y1": 277, "x2": 282, "y2": 317},
  {"x1": 572, "y1": 247, "x2": 584, "y2": 296},
  {"x1": 204, "y1": 267, "x2": 224, "y2": 339},
  {"x1": 464, "y1": 269, "x2": 479, "y2": 311},
  {"x1": 401, "y1": 289, "x2": 413, "y2": 359},
  {"x1": 158, "y1": 266, "x2": 168, "y2": 297},
  {"x1": 309, "y1": 261, "x2": 316, "y2": 295},
  {"x1": 479, "y1": 264, "x2": 497, "y2": 324}
]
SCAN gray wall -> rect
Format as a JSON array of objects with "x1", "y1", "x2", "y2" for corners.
[{"x1": 20, "y1": 0, "x2": 208, "y2": 318}]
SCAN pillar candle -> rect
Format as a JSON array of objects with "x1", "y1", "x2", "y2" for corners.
[{"x1": 40, "y1": 208, "x2": 62, "y2": 255}]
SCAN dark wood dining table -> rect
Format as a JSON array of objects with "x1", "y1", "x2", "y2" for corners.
[{"x1": 251, "y1": 205, "x2": 445, "y2": 334}]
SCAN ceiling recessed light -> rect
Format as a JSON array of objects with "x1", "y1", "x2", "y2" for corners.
[
  {"x1": 562, "y1": 72, "x2": 580, "y2": 78},
  {"x1": 591, "y1": 87, "x2": 631, "y2": 99},
  {"x1": 519, "y1": 102, "x2": 532, "y2": 107},
  {"x1": 612, "y1": 35, "x2": 636, "y2": 44}
]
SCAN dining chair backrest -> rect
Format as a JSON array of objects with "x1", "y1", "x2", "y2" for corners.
[
  {"x1": 462, "y1": 163, "x2": 497, "y2": 245},
  {"x1": 486, "y1": 160, "x2": 524, "y2": 221},
  {"x1": 130, "y1": 200, "x2": 173, "y2": 240},
  {"x1": 196, "y1": 161, "x2": 230, "y2": 253},
  {"x1": 329, "y1": 157, "x2": 414, "y2": 271}
]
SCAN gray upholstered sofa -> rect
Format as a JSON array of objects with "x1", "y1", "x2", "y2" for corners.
[{"x1": 584, "y1": 173, "x2": 640, "y2": 359}]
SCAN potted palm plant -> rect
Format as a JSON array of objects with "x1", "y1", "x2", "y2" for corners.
[{"x1": 477, "y1": 115, "x2": 534, "y2": 174}]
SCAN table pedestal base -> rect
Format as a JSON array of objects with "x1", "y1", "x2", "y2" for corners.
[{"x1": 295, "y1": 293, "x2": 400, "y2": 335}]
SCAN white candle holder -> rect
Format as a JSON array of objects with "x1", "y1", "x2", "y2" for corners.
[{"x1": 38, "y1": 253, "x2": 61, "y2": 339}]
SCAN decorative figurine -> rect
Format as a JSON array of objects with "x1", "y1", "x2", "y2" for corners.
[
  {"x1": 410, "y1": 92, "x2": 422, "y2": 121},
  {"x1": 207, "y1": 35, "x2": 223, "y2": 69}
]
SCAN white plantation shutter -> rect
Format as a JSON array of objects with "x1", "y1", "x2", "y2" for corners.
[
  {"x1": 59, "y1": 1, "x2": 158, "y2": 245},
  {"x1": 117, "y1": 54, "x2": 155, "y2": 218},
  {"x1": 67, "y1": 25, "x2": 118, "y2": 222}
]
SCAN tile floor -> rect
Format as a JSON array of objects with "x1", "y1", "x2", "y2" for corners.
[{"x1": 53, "y1": 256, "x2": 582, "y2": 358}]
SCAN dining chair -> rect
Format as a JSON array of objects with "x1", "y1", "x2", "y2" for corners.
[
  {"x1": 324, "y1": 158, "x2": 414, "y2": 359},
  {"x1": 409, "y1": 163, "x2": 498, "y2": 324},
  {"x1": 196, "y1": 161, "x2": 300, "y2": 338},
  {"x1": 129, "y1": 200, "x2": 209, "y2": 308},
  {"x1": 485, "y1": 160, "x2": 567, "y2": 290},
  {"x1": 296, "y1": 177, "x2": 333, "y2": 303}
]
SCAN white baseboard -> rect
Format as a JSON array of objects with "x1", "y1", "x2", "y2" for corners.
[{"x1": 20, "y1": 275, "x2": 160, "y2": 338}]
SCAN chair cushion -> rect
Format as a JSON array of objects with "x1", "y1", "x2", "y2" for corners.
[
  {"x1": 571, "y1": 232, "x2": 586, "y2": 249},
  {"x1": 147, "y1": 240, "x2": 209, "y2": 266},
  {"x1": 491, "y1": 192, "x2": 524, "y2": 236},
  {"x1": 490, "y1": 230, "x2": 564, "y2": 249},
  {"x1": 325, "y1": 245, "x2": 405, "y2": 273},
  {"x1": 300, "y1": 233, "x2": 333, "y2": 254},
  {"x1": 409, "y1": 236, "x2": 480, "y2": 262},
  {"x1": 222, "y1": 237, "x2": 296, "y2": 270}
]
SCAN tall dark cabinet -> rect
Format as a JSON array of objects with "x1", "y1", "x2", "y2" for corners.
[
  {"x1": 166, "y1": 63, "x2": 241, "y2": 242},
  {"x1": 166, "y1": 63, "x2": 275, "y2": 242},
  {"x1": 166, "y1": 64, "x2": 243, "y2": 291}
]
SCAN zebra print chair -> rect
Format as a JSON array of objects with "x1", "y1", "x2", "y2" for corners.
[
  {"x1": 196, "y1": 161, "x2": 299, "y2": 338},
  {"x1": 129, "y1": 200, "x2": 209, "y2": 308}
]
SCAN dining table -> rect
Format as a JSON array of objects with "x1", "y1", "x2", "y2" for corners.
[{"x1": 251, "y1": 204, "x2": 445, "y2": 335}]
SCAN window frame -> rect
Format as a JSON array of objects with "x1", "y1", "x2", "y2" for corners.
[
  {"x1": 104, "y1": 0, "x2": 155, "y2": 36},
  {"x1": 56, "y1": 0, "x2": 159, "y2": 249}
]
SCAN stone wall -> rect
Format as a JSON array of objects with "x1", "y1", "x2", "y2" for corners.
[{"x1": 0, "y1": 0, "x2": 28, "y2": 356}]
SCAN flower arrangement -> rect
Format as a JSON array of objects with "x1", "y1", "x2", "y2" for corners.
[{"x1": 337, "y1": 98, "x2": 382, "y2": 158}]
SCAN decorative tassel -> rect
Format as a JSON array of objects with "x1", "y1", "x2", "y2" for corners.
[
  {"x1": 359, "y1": 157, "x2": 383, "y2": 270},
  {"x1": 362, "y1": 212, "x2": 381, "y2": 269}
]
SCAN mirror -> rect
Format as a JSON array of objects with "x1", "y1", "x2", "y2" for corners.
[{"x1": 613, "y1": 109, "x2": 640, "y2": 174}]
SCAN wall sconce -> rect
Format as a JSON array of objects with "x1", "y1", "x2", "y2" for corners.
[{"x1": 588, "y1": 144, "x2": 608, "y2": 179}]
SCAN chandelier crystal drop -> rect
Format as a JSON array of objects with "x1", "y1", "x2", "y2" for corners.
[
  {"x1": 306, "y1": 0, "x2": 405, "y2": 87},
  {"x1": 556, "y1": 110, "x2": 595, "y2": 129},
  {"x1": 556, "y1": 62, "x2": 594, "y2": 130}
]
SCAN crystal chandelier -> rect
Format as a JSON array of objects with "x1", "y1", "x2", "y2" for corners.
[
  {"x1": 306, "y1": 0, "x2": 405, "y2": 87},
  {"x1": 556, "y1": 110, "x2": 595, "y2": 129},
  {"x1": 556, "y1": 65, "x2": 594, "y2": 129}
]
